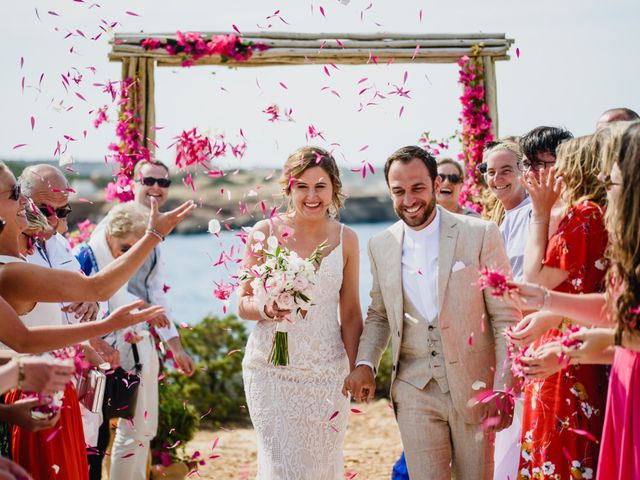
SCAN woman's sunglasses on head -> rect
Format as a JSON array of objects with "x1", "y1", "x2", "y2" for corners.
[{"x1": 140, "y1": 177, "x2": 171, "y2": 188}]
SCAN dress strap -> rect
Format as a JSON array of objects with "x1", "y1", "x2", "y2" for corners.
[{"x1": 339, "y1": 224, "x2": 344, "y2": 244}]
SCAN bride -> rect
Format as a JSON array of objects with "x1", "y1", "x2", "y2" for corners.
[{"x1": 238, "y1": 146, "x2": 363, "y2": 479}]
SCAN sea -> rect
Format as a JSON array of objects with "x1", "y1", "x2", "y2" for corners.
[{"x1": 161, "y1": 222, "x2": 394, "y2": 326}]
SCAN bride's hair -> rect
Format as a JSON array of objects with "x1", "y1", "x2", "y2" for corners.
[{"x1": 280, "y1": 146, "x2": 346, "y2": 216}]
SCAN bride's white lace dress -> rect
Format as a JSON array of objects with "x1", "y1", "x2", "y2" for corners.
[{"x1": 242, "y1": 229, "x2": 350, "y2": 480}]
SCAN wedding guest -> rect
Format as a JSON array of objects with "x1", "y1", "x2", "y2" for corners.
[
  {"x1": 505, "y1": 120, "x2": 640, "y2": 480},
  {"x1": 596, "y1": 107, "x2": 639, "y2": 131},
  {"x1": 516, "y1": 133, "x2": 609, "y2": 479},
  {"x1": 87, "y1": 160, "x2": 195, "y2": 480},
  {"x1": 483, "y1": 141, "x2": 530, "y2": 281},
  {"x1": 344, "y1": 146, "x2": 520, "y2": 479},
  {"x1": 520, "y1": 126, "x2": 573, "y2": 177},
  {"x1": 19, "y1": 165, "x2": 100, "y2": 325},
  {"x1": 78, "y1": 201, "x2": 166, "y2": 480},
  {"x1": 0, "y1": 160, "x2": 193, "y2": 480},
  {"x1": 238, "y1": 146, "x2": 363, "y2": 479},
  {"x1": 435, "y1": 158, "x2": 480, "y2": 216}
]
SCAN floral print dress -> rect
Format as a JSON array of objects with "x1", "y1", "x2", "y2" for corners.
[{"x1": 518, "y1": 202, "x2": 609, "y2": 480}]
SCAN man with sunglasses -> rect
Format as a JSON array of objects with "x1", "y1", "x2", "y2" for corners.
[{"x1": 19, "y1": 165, "x2": 102, "y2": 326}]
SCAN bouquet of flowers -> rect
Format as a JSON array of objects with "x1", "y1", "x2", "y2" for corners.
[{"x1": 240, "y1": 232, "x2": 326, "y2": 366}]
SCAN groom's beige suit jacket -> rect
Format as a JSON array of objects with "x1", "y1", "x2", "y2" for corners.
[{"x1": 356, "y1": 207, "x2": 520, "y2": 424}]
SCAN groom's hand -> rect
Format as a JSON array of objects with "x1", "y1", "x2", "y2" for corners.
[{"x1": 343, "y1": 365, "x2": 376, "y2": 403}]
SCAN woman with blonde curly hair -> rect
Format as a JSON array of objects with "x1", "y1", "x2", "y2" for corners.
[
  {"x1": 510, "y1": 132, "x2": 611, "y2": 479},
  {"x1": 238, "y1": 146, "x2": 363, "y2": 479}
]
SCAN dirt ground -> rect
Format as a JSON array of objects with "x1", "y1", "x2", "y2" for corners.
[{"x1": 185, "y1": 398, "x2": 403, "y2": 479}]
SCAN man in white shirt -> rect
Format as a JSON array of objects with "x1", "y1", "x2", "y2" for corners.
[{"x1": 344, "y1": 146, "x2": 520, "y2": 479}]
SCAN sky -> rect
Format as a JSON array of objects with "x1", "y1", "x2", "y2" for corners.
[{"x1": 1, "y1": 0, "x2": 638, "y2": 172}]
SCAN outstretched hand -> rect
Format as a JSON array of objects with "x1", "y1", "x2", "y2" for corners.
[
  {"x1": 105, "y1": 300, "x2": 165, "y2": 330},
  {"x1": 148, "y1": 197, "x2": 196, "y2": 238},
  {"x1": 503, "y1": 282, "x2": 547, "y2": 312}
]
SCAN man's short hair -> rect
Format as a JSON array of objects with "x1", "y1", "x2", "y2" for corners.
[
  {"x1": 132, "y1": 160, "x2": 170, "y2": 181},
  {"x1": 520, "y1": 126, "x2": 574, "y2": 160},
  {"x1": 384, "y1": 146, "x2": 438, "y2": 185}
]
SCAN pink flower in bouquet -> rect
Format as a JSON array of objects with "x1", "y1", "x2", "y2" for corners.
[
  {"x1": 276, "y1": 292, "x2": 296, "y2": 310},
  {"x1": 292, "y1": 275, "x2": 310, "y2": 292},
  {"x1": 477, "y1": 266, "x2": 515, "y2": 297}
]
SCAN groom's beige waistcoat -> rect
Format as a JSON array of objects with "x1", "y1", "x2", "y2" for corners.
[{"x1": 356, "y1": 207, "x2": 521, "y2": 424}]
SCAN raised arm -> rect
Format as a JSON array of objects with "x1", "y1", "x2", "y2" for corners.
[
  {"x1": 0, "y1": 199, "x2": 194, "y2": 311},
  {"x1": 338, "y1": 227, "x2": 363, "y2": 372}
]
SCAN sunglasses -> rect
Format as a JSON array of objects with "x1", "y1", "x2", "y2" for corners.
[
  {"x1": 1, "y1": 183, "x2": 21, "y2": 201},
  {"x1": 39, "y1": 204, "x2": 73, "y2": 219},
  {"x1": 438, "y1": 173, "x2": 462, "y2": 184},
  {"x1": 140, "y1": 177, "x2": 171, "y2": 188}
]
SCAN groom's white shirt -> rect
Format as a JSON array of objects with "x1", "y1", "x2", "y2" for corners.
[
  {"x1": 402, "y1": 208, "x2": 440, "y2": 323},
  {"x1": 358, "y1": 208, "x2": 441, "y2": 371}
]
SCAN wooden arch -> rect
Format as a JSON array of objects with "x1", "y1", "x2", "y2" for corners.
[{"x1": 109, "y1": 32, "x2": 514, "y2": 156}]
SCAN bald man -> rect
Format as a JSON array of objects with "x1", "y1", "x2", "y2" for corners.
[
  {"x1": 596, "y1": 107, "x2": 639, "y2": 130},
  {"x1": 18, "y1": 165, "x2": 119, "y2": 363}
]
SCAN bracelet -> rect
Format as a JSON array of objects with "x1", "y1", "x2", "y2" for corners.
[
  {"x1": 16, "y1": 359, "x2": 25, "y2": 390},
  {"x1": 146, "y1": 228, "x2": 165, "y2": 242},
  {"x1": 614, "y1": 326, "x2": 623, "y2": 347},
  {"x1": 530, "y1": 220, "x2": 550, "y2": 226}
]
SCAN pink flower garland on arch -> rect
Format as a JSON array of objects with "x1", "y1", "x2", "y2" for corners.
[
  {"x1": 456, "y1": 46, "x2": 494, "y2": 213},
  {"x1": 141, "y1": 31, "x2": 269, "y2": 67}
]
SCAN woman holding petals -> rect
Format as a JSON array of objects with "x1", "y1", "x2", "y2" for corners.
[
  {"x1": 238, "y1": 146, "x2": 363, "y2": 479},
  {"x1": 513, "y1": 133, "x2": 610, "y2": 479}
]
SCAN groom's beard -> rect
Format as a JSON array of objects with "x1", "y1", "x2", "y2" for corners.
[{"x1": 395, "y1": 197, "x2": 436, "y2": 228}]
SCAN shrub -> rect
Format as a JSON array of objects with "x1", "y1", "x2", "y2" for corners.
[
  {"x1": 169, "y1": 315, "x2": 249, "y2": 426},
  {"x1": 151, "y1": 379, "x2": 199, "y2": 465}
]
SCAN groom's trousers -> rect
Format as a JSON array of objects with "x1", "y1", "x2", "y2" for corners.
[{"x1": 392, "y1": 378, "x2": 494, "y2": 480}]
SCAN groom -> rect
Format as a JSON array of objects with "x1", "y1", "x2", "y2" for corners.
[{"x1": 344, "y1": 146, "x2": 520, "y2": 479}]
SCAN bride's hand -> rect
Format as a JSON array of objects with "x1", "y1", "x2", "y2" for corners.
[{"x1": 264, "y1": 302, "x2": 291, "y2": 322}]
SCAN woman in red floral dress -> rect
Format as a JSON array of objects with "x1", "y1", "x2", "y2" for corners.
[{"x1": 515, "y1": 133, "x2": 610, "y2": 480}]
